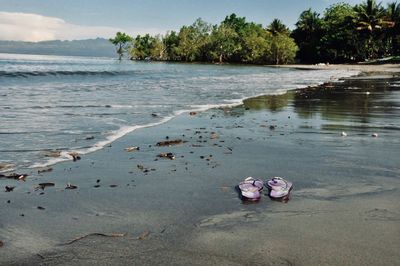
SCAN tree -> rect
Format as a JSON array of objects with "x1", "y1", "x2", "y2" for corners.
[
  {"x1": 354, "y1": 0, "x2": 395, "y2": 59},
  {"x1": 109, "y1": 32, "x2": 133, "y2": 60},
  {"x1": 164, "y1": 31, "x2": 180, "y2": 61},
  {"x1": 130, "y1": 34, "x2": 155, "y2": 60},
  {"x1": 267, "y1": 19, "x2": 290, "y2": 36},
  {"x1": 291, "y1": 9, "x2": 324, "y2": 63},
  {"x1": 241, "y1": 23, "x2": 271, "y2": 63},
  {"x1": 209, "y1": 24, "x2": 239, "y2": 63},
  {"x1": 386, "y1": 2, "x2": 400, "y2": 55},
  {"x1": 269, "y1": 33, "x2": 299, "y2": 64},
  {"x1": 321, "y1": 3, "x2": 358, "y2": 62}
]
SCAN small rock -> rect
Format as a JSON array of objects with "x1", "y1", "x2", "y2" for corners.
[
  {"x1": 68, "y1": 152, "x2": 81, "y2": 161},
  {"x1": 5, "y1": 186, "x2": 15, "y2": 192},
  {"x1": 37, "y1": 167, "x2": 53, "y2": 174},
  {"x1": 37, "y1": 206, "x2": 45, "y2": 210},
  {"x1": 65, "y1": 183, "x2": 78, "y2": 189},
  {"x1": 372, "y1": 133, "x2": 378, "y2": 137},
  {"x1": 138, "y1": 230, "x2": 150, "y2": 240},
  {"x1": 36, "y1": 183, "x2": 55, "y2": 190},
  {"x1": 189, "y1": 112, "x2": 197, "y2": 116},
  {"x1": 157, "y1": 153, "x2": 176, "y2": 160},
  {"x1": 125, "y1": 146, "x2": 140, "y2": 152}
]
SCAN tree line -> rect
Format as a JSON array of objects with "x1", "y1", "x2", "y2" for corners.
[{"x1": 110, "y1": 0, "x2": 399, "y2": 64}]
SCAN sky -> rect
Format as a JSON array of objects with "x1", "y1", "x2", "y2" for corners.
[{"x1": 0, "y1": 0, "x2": 394, "y2": 42}]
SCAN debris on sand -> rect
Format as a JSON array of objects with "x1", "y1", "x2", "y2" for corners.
[
  {"x1": 68, "y1": 152, "x2": 81, "y2": 161},
  {"x1": 157, "y1": 153, "x2": 176, "y2": 160},
  {"x1": 125, "y1": 146, "x2": 140, "y2": 152},
  {"x1": 37, "y1": 167, "x2": 53, "y2": 174},
  {"x1": 156, "y1": 139, "x2": 184, "y2": 147},
  {"x1": 36, "y1": 183, "x2": 55, "y2": 190},
  {"x1": 341, "y1": 131, "x2": 347, "y2": 137},
  {"x1": 0, "y1": 173, "x2": 27, "y2": 181},
  {"x1": 0, "y1": 163, "x2": 15, "y2": 172},
  {"x1": 62, "y1": 233, "x2": 126, "y2": 245},
  {"x1": 372, "y1": 133, "x2": 378, "y2": 137},
  {"x1": 137, "y1": 164, "x2": 150, "y2": 173},
  {"x1": 65, "y1": 183, "x2": 78, "y2": 189},
  {"x1": 0, "y1": 240, "x2": 3, "y2": 248},
  {"x1": 5, "y1": 186, "x2": 15, "y2": 192},
  {"x1": 138, "y1": 230, "x2": 150, "y2": 240},
  {"x1": 42, "y1": 150, "x2": 61, "y2": 158},
  {"x1": 37, "y1": 206, "x2": 45, "y2": 210},
  {"x1": 210, "y1": 132, "x2": 219, "y2": 139}
]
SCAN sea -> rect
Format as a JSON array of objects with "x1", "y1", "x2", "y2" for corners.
[{"x1": 0, "y1": 53, "x2": 359, "y2": 171}]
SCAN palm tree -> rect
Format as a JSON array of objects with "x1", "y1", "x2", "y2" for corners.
[
  {"x1": 355, "y1": 0, "x2": 393, "y2": 31},
  {"x1": 386, "y1": 2, "x2": 400, "y2": 54},
  {"x1": 291, "y1": 9, "x2": 324, "y2": 63},
  {"x1": 267, "y1": 19, "x2": 290, "y2": 36},
  {"x1": 354, "y1": 0, "x2": 395, "y2": 58}
]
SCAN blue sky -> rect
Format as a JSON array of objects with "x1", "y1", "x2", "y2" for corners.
[{"x1": 0, "y1": 0, "x2": 394, "y2": 41}]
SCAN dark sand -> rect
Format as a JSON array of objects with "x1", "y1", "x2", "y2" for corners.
[{"x1": 1, "y1": 71, "x2": 400, "y2": 265}]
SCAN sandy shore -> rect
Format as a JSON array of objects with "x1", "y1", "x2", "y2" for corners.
[
  {"x1": 0, "y1": 68, "x2": 399, "y2": 265},
  {"x1": 274, "y1": 63, "x2": 400, "y2": 73}
]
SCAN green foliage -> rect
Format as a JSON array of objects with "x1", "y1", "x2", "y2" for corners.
[
  {"x1": 241, "y1": 23, "x2": 271, "y2": 63},
  {"x1": 291, "y1": 9, "x2": 324, "y2": 63},
  {"x1": 321, "y1": 3, "x2": 358, "y2": 62},
  {"x1": 267, "y1": 19, "x2": 290, "y2": 36},
  {"x1": 109, "y1": 32, "x2": 133, "y2": 60},
  {"x1": 110, "y1": 2, "x2": 400, "y2": 65},
  {"x1": 268, "y1": 33, "x2": 299, "y2": 64},
  {"x1": 290, "y1": 0, "x2": 399, "y2": 63},
  {"x1": 209, "y1": 24, "x2": 240, "y2": 63}
]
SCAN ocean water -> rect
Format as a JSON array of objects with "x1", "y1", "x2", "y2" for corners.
[{"x1": 0, "y1": 53, "x2": 359, "y2": 170}]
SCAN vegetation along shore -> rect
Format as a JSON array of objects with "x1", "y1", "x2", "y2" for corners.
[{"x1": 110, "y1": 0, "x2": 400, "y2": 64}]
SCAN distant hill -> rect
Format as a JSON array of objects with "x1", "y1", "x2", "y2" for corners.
[{"x1": 0, "y1": 38, "x2": 116, "y2": 57}]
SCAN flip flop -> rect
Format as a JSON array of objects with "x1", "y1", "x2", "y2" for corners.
[
  {"x1": 238, "y1": 177, "x2": 263, "y2": 201},
  {"x1": 266, "y1": 177, "x2": 293, "y2": 199}
]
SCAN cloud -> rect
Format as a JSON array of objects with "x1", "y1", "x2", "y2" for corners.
[{"x1": 0, "y1": 12, "x2": 127, "y2": 42}]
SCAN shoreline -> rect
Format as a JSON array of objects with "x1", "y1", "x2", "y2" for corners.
[
  {"x1": 2, "y1": 64, "x2": 365, "y2": 173},
  {"x1": 1, "y1": 66, "x2": 399, "y2": 265},
  {"x1": 28, "y1": 65, "x2": 398, "y2": 171}
]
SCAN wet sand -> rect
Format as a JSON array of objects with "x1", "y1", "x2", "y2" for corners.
[{"x1": 1, "y1": 70, "x2": 400, "y2": 265}]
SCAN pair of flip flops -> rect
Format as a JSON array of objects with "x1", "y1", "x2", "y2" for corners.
[{"x1": 238, "y1": 176, "x2": 292, "y2": 201}]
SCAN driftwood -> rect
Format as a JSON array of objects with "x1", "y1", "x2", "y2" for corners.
[
  {"x1": 0, "y1": 173, "x2": 27, "y2": 181},
  {"x1": 62, "y1": 233, "x2": 126, "y2": 245},
  {"x1": 156, "y1": 139, "x2": 184, "y2": 147}
]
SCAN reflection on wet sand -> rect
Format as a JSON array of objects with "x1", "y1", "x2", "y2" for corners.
[{"x1": 244, "y1": 75, "x2": 400, "y2": 125}]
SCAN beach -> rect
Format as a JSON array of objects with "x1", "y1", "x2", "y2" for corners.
[{"x1": 1, "y1": 65, "x2": 400, "y2": 265}]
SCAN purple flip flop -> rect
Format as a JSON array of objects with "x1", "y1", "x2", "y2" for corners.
[
  {"x1": 266, "y1": 177, "x2": 293, "y2": 199},
  {"x1": 238, "y1": 177, "x2": 263, "y2": 201}
]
